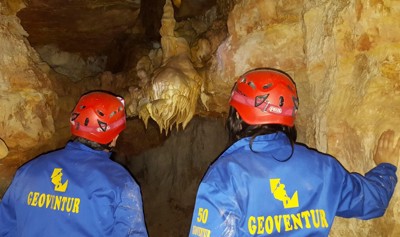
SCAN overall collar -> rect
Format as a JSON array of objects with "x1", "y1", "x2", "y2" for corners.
[
  {"x1": 223, "y1": 132, "x2": 293, "y2": 161},
  {"x1": 66, "y1": 141, "x2": 112, "y2": 159}
]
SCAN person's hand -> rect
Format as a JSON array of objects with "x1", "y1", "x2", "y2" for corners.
[{"x1": 373, "y1": 130, "x2": 400, "y2": 166}]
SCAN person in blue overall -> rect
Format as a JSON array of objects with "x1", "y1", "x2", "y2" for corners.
[
  {"x1": 188, "y1": 68, "x2": 399, "y2": 237},
  {"x1": 0, "y1": 91, "x2": 148, "y2": 237}
]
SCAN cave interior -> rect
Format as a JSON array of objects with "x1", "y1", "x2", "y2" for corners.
[{"x1": 1, "y1": 0, "x2": 400, "y2": 236}]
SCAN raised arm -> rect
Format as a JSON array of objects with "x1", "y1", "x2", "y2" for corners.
[
  {"x1": 336, "y1": 130, "x2": 399, "y2": 219},
  {"x1": 373, "y1": 129, "x2": 400, "y2": 167}
]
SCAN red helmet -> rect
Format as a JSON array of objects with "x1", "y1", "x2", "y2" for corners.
[
  {"x1": 229, "y1": 68, "x2": 298, "y2": 127},
  {"x1": 70, "y1": 91, "x2": 126, "y2": 144}
]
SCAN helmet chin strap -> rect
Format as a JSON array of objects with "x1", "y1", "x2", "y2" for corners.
[{"x1": 104, "y1": 135, "x2": 119, "y2": 152}]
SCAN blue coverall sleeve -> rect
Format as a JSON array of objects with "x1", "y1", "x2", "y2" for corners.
[
  {"x1": 189, "y1": 169, "x2": 241, "y2": 237},
  {"x1": 0, "y1": 174, "x2": 18, "y2": 237},
  {"x1": 112, "y1": 180, "x2": 148, "y2": 237},
  {"x1": 336, "y1": 163, "x2": 397, "y2": 220}
]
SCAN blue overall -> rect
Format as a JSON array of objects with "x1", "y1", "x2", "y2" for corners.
[
  {"x1": 189, "y1": 132, "x2": 397, "y2": 237},
  {"x1": 0, "y1": 141, "x2": 148, "y2": 237}
]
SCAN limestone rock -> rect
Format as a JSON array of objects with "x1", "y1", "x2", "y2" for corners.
[
  {"x1": 0, "y1": 14, "x2": 57, "y2": 151},
  {"x1": 0, "y1": 138, "x2": 8, "y2": 159}
]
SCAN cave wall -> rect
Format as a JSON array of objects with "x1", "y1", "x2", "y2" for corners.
[
  {"x1": 0, "y1": 3, "x2": 55, "y2": 150},
  {"x1": 205, "y1": 1, "x2": 400, "y2": 235},
  {"x1": 0, "y1": 0, "x2": 399, "y2": 236},
  {"x1": 0, "y1": 1, "x2": 61, "y2": 191}
]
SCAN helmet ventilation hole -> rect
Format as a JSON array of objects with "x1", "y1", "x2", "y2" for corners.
[
  {"x1": 263, "y1": 83, "x2": 273, "y2": 90},
  {"x1": 279, "y1": 96, "x2": 284, "y2": 107},
  {"x1": 287, "y1": 85, "x2": 294, "y2": 92},
  {"x1": 247, "y1": 81, "x2": 256, "y2": 89},
  {"x1": 79, "y1": 105, "x2": 86, "y2": 110},
  {"x1": 97, "y1": 110, "x2": 104, "y2": 116},
  {"x1": 110, "y1": 111, "x2": 116, "y2": 118},
  {"x1": 293, "y1": 96, "x2": 299, "y2": 110},
  {"x1": 84, "y1": 118, "x2": 89, "y2": 126}
]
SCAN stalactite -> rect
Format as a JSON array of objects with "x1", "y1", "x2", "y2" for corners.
[{"x1": 137, "y1": 0, "x2": 202, "y2": 134}]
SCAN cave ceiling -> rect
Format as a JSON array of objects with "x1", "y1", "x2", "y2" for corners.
[
  {"x1": 11, "y1": 0, "x2": 224, "y2": 134},
  {"x1": 17, "y1": 0, "x2": 141, "y2": 58},
  {"x1": 17, "y1": 0, "x2": 217, "y2": 69}
]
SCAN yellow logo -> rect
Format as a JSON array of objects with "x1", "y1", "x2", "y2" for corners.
[
  {"x1": 51, "y1": 168, "x2": 69, "y2": 192},
  {"x1": 26, "y1": 168, "x2": 80, "y2": 213},
  {"x1": 270, "y1": 178, "x2": 299, "y2": 208}
]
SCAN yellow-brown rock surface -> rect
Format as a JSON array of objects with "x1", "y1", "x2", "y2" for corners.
[{"x1": 0, "y1": 12, "x2": 57, "y2": 150}]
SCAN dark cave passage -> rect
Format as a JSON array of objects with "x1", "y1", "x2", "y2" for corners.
[{"x1": 114, "y1": 116, "x2": 228, "y2": 236}]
